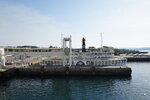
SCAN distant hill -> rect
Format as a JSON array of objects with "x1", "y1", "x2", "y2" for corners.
[
  {"x1": 17, "y1": 45, "x2": 39, "y2": 48},
  {"x1": 118, "y1": 47, "x2": 150, "y2": 50}
]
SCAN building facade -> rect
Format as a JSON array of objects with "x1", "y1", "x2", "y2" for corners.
[{"x1": 2, "y1": 37, "x2": 127, "y2": 67}]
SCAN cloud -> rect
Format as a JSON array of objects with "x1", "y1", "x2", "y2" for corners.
[
  {"x1": 60, "y1": 0, "x2": 150, "y2": 48},
  {"x1": 1, "y1": 0, "x2": 150, "y2": 48},
  {"x1": 0, "y1": 1, "x2": 68, "y2": 47}
]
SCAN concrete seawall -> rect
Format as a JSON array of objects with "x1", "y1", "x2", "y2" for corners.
[
  {"x1": 0, "y1": 68, "x2": 16, "y2": 78},
  {"x1": 0, "y1": 66, "x2": 132, "y2": 78},
  {"x1": 127, "y1": 57, "x2": 150, "y2": 62}
]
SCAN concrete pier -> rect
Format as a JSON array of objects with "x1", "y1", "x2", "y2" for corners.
[
  {"x1": 127, "y1": 57, "x2": 150, "y2": 62},
  {"x1": 0, "y1": 68, "x2": 16, "y2": 78},
  {"x1": 0, "y1": 66, "x2": 132, "y2": 78}
]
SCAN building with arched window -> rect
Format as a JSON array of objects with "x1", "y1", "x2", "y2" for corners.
[{"x1": 2, "y1": 37, "x2": 127, "y2": 67}]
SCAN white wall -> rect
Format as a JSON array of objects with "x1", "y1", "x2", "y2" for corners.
[{"x1": 0, "y1": 48, "x2": 5, "y2": 67}]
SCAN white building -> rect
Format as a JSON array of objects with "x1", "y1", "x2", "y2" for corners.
[
  {"x1": 3, "y1": 37, "x2": 127, "y2": 67},
  {"x1": 0, "y1": 48, "x2": 5, "y2": 67},
  {"x1": 42, "y1": 47, "x2": 126, "y2": 66}
]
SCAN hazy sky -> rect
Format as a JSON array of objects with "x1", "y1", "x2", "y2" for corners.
[{"x1": 0, "y1": 0, "x2": 150, "y2": 48}]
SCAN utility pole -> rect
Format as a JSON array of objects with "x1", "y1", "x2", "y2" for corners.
[
  {"x1": 61, "y1": 34, "x2": 63, "y2": 48},
  {"x1": 101, "y1": 32, "x2": 103, "y2": 48}
]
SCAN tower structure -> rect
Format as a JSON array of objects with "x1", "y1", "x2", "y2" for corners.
[
  {"x1": 0, "y1": 48, "x2": 5, "y2": 67},
  {"x1": 82, "y1": 38, "x2": 86, "y2": 52},
  {"x1": 62, "y1": 36, "x2": 72, "y2": 67}
]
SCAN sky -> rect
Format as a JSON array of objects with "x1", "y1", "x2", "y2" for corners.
[{"x1": 0, "y1": 0, "x2": 150, "y2": 48}]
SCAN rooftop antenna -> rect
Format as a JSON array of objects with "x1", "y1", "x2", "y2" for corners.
[{"x1": 101, "y1": 32, "x2": 103, "y2": 48}]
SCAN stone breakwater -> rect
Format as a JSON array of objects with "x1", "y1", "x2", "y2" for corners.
[{"x1": 0, "y1": 66, "x2": 132, "y2": 78}]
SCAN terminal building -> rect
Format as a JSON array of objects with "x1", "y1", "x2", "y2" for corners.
[{"x1": 0, "y1": 37, "x2": 127, "y2": 67}]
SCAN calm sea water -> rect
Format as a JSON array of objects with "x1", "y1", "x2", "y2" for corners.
[{"x1": 0, "y1": 62, "x2": 150, "y2": 100}]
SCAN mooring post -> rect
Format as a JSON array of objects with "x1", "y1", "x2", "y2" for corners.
[
  {"x1": 66, "y1": 66, "x2": 69, "y2": 75},
  {"x1": 91, "y1": 66, "x2": 96, "y2": 76}
]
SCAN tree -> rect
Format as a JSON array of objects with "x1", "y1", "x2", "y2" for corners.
[
  {"x1": 89, "y1": 46, "x2": 95, "y2": 49},
  {"x1": 114, "y1": 49, "x2": 139, "y2": 55}
]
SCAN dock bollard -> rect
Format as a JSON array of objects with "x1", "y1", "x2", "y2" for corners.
[
  {"x1": 91, "y1": 66, "x2": 96, "y2": 76},
  {"x1": 66, "y1": 66, "x2": 69, "y2": 75},
  {"x1": 40, "y1": 66, "x2": 44, "y2": 75}
]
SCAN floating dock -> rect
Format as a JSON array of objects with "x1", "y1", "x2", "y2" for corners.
[{"x1": 0, "y1": 66, "x2": 132, "y2": 78}]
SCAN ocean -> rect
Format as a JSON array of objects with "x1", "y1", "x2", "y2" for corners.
[{"x1": 0, "y1": 62, "x2": 150, "y2": 100}]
